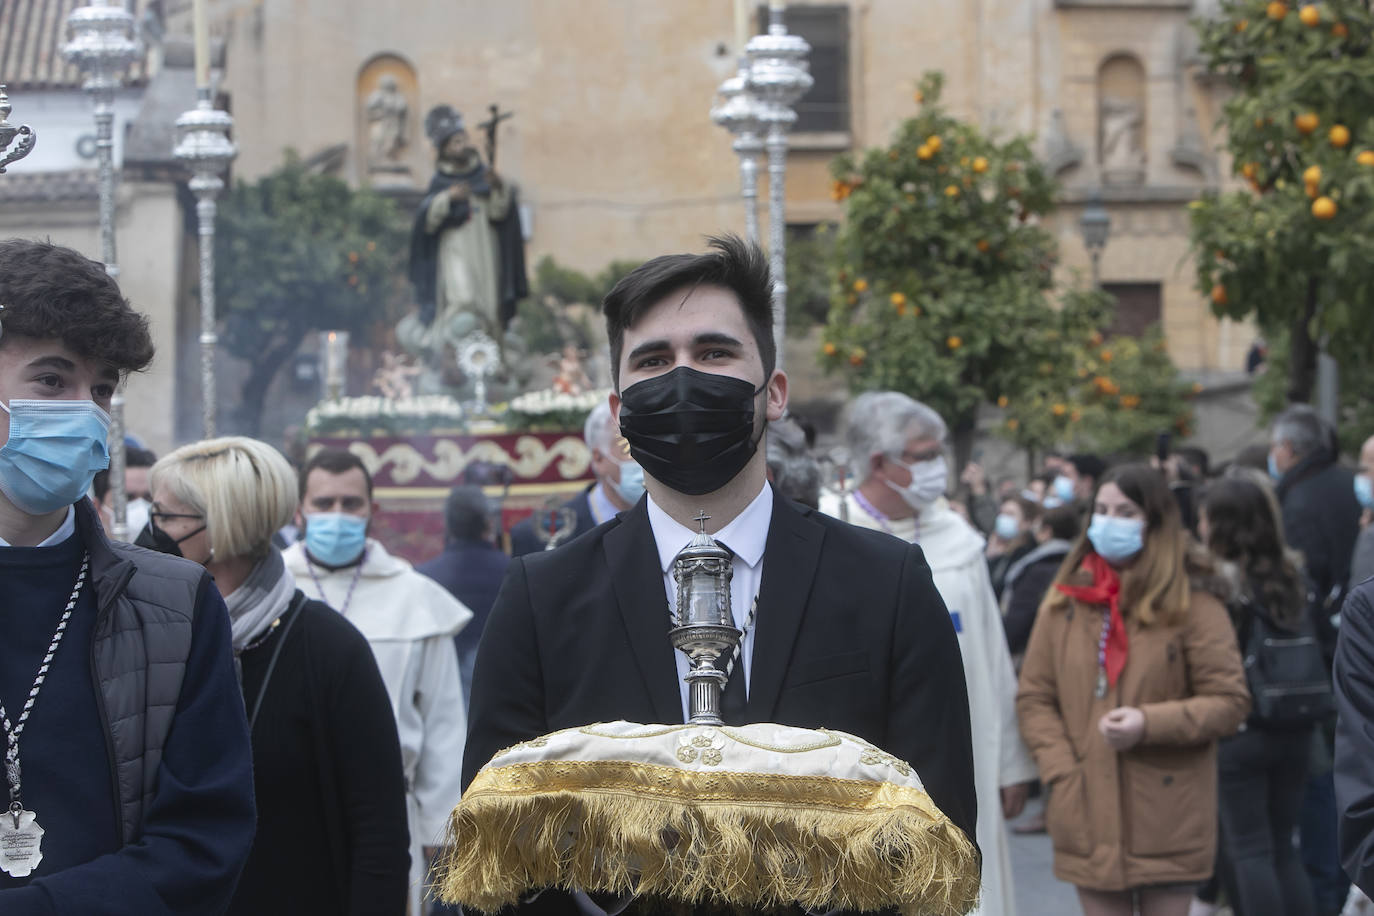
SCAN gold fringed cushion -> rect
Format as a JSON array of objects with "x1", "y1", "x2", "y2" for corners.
[{"x1": 437, "y1": 721, "x2": 980, "y2": 916}]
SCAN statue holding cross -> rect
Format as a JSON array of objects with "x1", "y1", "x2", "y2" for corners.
[{"x1": 402, "y1": 103, "x2": 529, "y2": 382}]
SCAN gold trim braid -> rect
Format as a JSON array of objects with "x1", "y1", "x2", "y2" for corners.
[{"x1": 436, "y1": 760, "x2": 980, "y2": 915}]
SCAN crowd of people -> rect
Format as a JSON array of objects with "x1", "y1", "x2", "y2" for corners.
[{"x1": 1, "y1": 235, "x2": 1371, "y2": 916}]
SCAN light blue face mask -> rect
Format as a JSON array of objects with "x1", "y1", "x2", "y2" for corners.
[
  {"x1": 615, "y1": 461, "x2": 646, "y2": 506},
  {"x1": 1052, "y1": 474, "x2": 1076, "y2": 504},
  {"x1": 1087, "y1": 513, "x2": 1145, "y2": 565},
  {"x1": 994, "y1": 512, "x2": 1021, "y2": 541},
  {"x1": 1267, "y1": 452, "x2": 1282, "y2": 482},
  {"x1": 1356, "y1": 474, "x2": 1374, "y2": 511},
  {"x1": 304, "y1": 512, "x2": 369, "y2": 567},
  {"x1": 0, "y1": 399, "x2": 111, "y2": 516}
]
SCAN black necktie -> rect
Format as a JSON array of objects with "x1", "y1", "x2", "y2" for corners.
[{"x1": 720, "y1": 648, "x2": 748, "y2": 725}]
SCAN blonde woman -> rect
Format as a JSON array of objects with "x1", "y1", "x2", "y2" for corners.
[
  {"x1": 146, "y1": 437, "x2": 409, "y2": 915},
  {"x1": 1016, "y1": 463, "x2": 1249, "y2": 916}
]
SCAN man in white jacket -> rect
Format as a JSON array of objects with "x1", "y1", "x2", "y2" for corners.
[
  {"x1": 284, "y1": 447, "x2": 471, "y2": 914},
  {"x1": 821, "y1": 391, "x2": 1036, "y2": 916}
]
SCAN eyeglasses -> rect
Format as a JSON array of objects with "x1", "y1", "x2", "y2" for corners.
[{"x1": 150, "y1": 511, "x2": 204, "y2": 523}]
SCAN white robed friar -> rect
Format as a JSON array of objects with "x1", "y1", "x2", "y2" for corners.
[
  {"x1": 284, "y1": 538, "x2": 472, "y2": 914},
  {"x1": 820, "y1": 491, "x2": 1038, "y2": 916}
]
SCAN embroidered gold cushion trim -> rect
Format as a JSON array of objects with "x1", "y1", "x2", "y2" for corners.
[{"x1": 437, "y1": 721, "x2": 980, "y2": 916}]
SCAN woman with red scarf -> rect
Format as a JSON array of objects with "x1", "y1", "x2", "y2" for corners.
[{"x1": 1016, "y1": 464, "x2": 1249, "y2": 916}]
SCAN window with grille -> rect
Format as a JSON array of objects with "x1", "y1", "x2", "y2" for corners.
[{"x1": 757, "y1": 4, "x2": 850, "y2": 135}]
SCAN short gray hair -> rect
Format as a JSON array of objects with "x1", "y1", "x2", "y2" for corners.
[
  {"x1": 842, "y1": 391, "x2": 947, "y2": 483},
  {"x1": 766, "y1": 417, "x2": 821, "y2": 508},
  {"x1": 1271, "y1": 404, "x2": 1328, "y2": 458},
  {"x1": 583, "y1": 400, "x2": 616, "y2": 454}
]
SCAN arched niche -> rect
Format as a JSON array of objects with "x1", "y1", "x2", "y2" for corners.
[
  {"x1": 1097, "y1": 53, "x2": 1146, "y2": 186},
  {"x1": 357, "y1": 53, "x2": 419, "y2": 184}
]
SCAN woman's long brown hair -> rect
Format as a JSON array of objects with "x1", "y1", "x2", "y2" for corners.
[{"x1": 1041, "y1": 463, "x2": 1210, "y2": 627}]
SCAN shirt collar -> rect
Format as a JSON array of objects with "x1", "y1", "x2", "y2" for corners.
[
  {"x1": 588, "y1": 481, "x2": 619, "y2": 526},
  {"x1": 0, "y1": 505, "x2": 76, "y2": 548},
  {"x1": 646, "y1": 483, "x2": 773, "y2": 574}
]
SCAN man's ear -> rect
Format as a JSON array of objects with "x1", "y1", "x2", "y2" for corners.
[{"x1": 765, "y1": 369, "x2": 788, "y2": 422}]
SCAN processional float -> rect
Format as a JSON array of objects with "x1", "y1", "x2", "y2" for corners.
[{"x1": 436, "y1": 516, "x2": 980, "y2": 915}]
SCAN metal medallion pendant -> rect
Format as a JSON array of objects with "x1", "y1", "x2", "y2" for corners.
[
  {"x1": 0, "y1": 805, "x2": 43, "y2": 877},
  {"x1": 1095, "y1": 669, "x2": 1109, "y2": 699}
]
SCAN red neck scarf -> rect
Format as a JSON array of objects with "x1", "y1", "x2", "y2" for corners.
[{"x1": 1055, "y1": 552, "x2": 1129, "y2": 687}]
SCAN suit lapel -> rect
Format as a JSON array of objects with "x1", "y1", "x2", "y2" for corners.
[
  {"x1": 747, "y1": 494, "x2": 825, "y2": 721},
  {"x1": 602, "y1": 500, "x2": 682, "y2": 724}
]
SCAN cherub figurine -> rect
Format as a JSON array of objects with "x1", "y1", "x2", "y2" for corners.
[
  {"x1": 372, "y1": 351, "x2": 423, "y2": 400},
  {"x1": 551, "y1": 344, "x2": 592, "y2": 395}
]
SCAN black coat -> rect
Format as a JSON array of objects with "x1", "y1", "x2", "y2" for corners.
[
  {"x1": 464, "y1": 489, "x2": 978, "y2": 916},
  {"x1": 1277, "y1": 450, "x2": 1361, "y2": 658},
  {"x1": 507, "y1": 487, "x2": 597, "y2": 558},
  {"x1": 416, "y1": 540, "x2": 510, "y2": 656},
  {"x1": 1336, "y1": 580, "x2": 1374, "y2": 895},
  {"x1": 228, "y1": 595, "x2": 410, "y2": 916},
  {"x1": 1001, "y1": 540, "x2": 1071, "y2": 657}
]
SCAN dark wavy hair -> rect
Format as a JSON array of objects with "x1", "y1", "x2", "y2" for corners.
[
  {"x1": 0, "y1": 239, "x2": 154, "y2": 373},
  {"x1": 601, "y1": 234, "x2": 774, "y2": 388},
  {"x1": 1200, "y1": 473, "x2": 1305, "y2": 628}
]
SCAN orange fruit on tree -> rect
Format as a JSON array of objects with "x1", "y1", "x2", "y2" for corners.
[
  {"x1": 1330, "y1": 124, "x2": 1351, "y2": 148},
  {"x1": 1052, "y1": 403, "x2": 1067, "y2": 417},
  {"x1": 1267, "y1": 1, "x2": 1288, "y2": 19},
  {"x1": 1241, "y1": 161, "x2": 1259, "y2": 179},
  {"x1": 1235, "y1": 18, "x2": 1249, "y2": 31},
  {"x1": 976, "y1": 239, "x2": 991, "y2": 253},
  {"x1": 1295, "y1": 113, "x2": 1319, "y2": 135},
  {"x1": 853, "y1": 278, "x2": 869, "y2": 292},
  {"x1": 1357, "y1": 150, "x2": 1374, "y2": 166},
  {"x1": 1299, "y1": 4, "x2": 1320, "y2": 26},
  {"x1": 947, "y1": 336, "x2": 963, "y2": 350},
  {"x1": 822, "y1": 342, "x2": 837, "y2": 357},
  {"x1": 848, "y1": 348, "x2": 866, "y2": 367},
  {"x1": 1311, "y1": 196, "x2": 1337, "y2": 219},
  {"x1": 997, "y1": 395, "x2": 1009, "y2": 408},
  {"x1": 926, "y1": 135, "x2": 942, "y2": 153},
  {"x1": 1306, "y1": 183, "x2": 1319, "y2": 199},
  {"x1": 914, "y1": 90, "x2": 924, "y2": 104},
  {"x1": 889, "y1": 291, "x2": 907, "y2": 307},
  {"x1": 971, "y1": 156, "x2": 989, "y2": 174},
  {"x1": 1211, "y1": 284, "x2": 1229, "y2": 306},
  {"x1": 917, "y1": 144, "x2": 934, "y2": 161},
  {"x1": 944, "y1": 185, "x2": 960, "y2": 197},
  {"x1": 1332, "y1": 21, "x2": 1349, "y2": 37},
  {"x1": 1303, "y1": 164, "x2": 1322, "y2": 184}
]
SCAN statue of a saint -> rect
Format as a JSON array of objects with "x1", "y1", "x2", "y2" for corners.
[
  {"x1": 365, "y1": 75, "x2": 408, "y2": 170},
  {"x1": 406, "y1": 105, "x2": 528, "y2": 341},
  {"x1": 1100, "y1": 96, "x2": 1145, "y2": 181}
]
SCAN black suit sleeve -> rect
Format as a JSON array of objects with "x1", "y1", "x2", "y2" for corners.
[
  {"x1": 886, "y1": 544, "x2": 979, "y2": 852},
  {"x1": 463, "y1": 557, "x2": 548, "y2": 789},
  {"x1": 326, "y1": 617, "x2": 412, "y2": 915},
  {"x1": 1336, "y1": 583, "x2": 1374, "y2": 895}
]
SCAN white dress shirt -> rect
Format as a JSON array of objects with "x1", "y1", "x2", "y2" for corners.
[
  {"x1": 587, "y1": 481, "x2": 619, "y2": 526},
  {"x1": 0, "y1": 505, "x2": 76, "y2": 548},
  {"x1": 646, "y1": 483, "x2": 772, "y2": 723}
]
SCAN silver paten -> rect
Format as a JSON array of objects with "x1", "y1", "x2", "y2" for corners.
[
  {"x1": 0, "y1": 86, "x2": 37, "y2": 173},
  {"x1": 64, "y1": 0, "x2": 140, "y2": 542},
  {"x1": 669, "y1": 511, "x2": 741, "y2": 726}
]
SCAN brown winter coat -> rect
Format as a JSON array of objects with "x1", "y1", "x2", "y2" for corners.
[{"x1": 1016, "y1": 585, "x2": 1250, "y2": 891}]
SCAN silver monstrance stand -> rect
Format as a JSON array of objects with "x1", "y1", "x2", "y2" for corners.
[{"x1": 668, "y1": 511, "x2": 741, "y2": 725}]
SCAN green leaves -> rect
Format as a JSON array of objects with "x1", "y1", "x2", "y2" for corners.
[{"x1": 821, "y1": 70, "x2": 1191, "y2": 455}]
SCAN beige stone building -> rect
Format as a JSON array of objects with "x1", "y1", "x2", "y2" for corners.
[
  {"x1": 191, "y1": 0, "x2": 1249, "y2": 377},
  {"x1": 3, "y1": 0, "x2": 1255, "y2": 451}
]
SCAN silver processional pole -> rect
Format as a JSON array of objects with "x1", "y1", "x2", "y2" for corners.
[
  {"x1": 174, "y1": 0, "x2": 236, "y2": 439},
  {"x1": 745, "y1": 2, "x2": 811, "y2": 372},
  {"x1": 711, "y1": 60, "x2": 765, "y2": 245},
  {"x1": 64, "y1": 0, "x2": 139, "y2": 542},
  {"x1": 0, "y1": 85, "x2": 38, "y2": 173}
]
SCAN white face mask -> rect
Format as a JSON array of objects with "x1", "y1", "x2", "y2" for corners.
[
  {"x1": 125, "y1": 497, "x2": 151, "y2": 536},
  {"x1": 886, "y1": 454, "x2": 948, "y2": 511}
]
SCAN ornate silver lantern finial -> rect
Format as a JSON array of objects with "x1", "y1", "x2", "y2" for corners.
[
  {"x1": 0, "y1": 86, "x2": 38, "y2": 173},
  {"x1": 668, "y1": 511, "x2": 741, "y2": 725}
]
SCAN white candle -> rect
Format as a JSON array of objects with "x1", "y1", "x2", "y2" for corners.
[{"x1": 193, "y1": 0, "x2": 210, "y2": 89}]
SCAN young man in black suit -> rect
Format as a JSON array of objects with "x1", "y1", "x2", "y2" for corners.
[{"x1": 463, "y1": 236, "x2": 978, "y2": 904}]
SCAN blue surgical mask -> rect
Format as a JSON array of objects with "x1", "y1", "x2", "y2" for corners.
[
  {"x1": 304, "y1": 512, "x2": 369, "y2": 567},
  {"x1": 994, "y1": 513, "x2": 1021, "y2": 541},
  {"x1": 0, "y1": 399, "x2": 111, "y2": 516},
  {"x1": 1052, "y1": 474, "x2": 1076, "y2": 504},
  {"x1": 1087, "y1": 513, "x2": 1145, "y2": 565},
  {"x1": 1356, "y1": 474, "x2": 1374, "y2": 511},
  {"x1": 1267, "y1": 452, "x2": 1282, "y2": 481},
  {"x1": 615, "y1": 461, "x2": 645, "y2": 506}
]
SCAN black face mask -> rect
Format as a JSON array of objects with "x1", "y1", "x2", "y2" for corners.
[
  {"x1": 134, "y1": 519, "x2": 205, "y2": 558},
  {"x1": 617, "y1": 366, "x2": 766, "y2": 496}
]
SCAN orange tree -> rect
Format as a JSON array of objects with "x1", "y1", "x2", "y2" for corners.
[
  {"x1": 1189, "y1": 0, "x2": 1374, "y2": 407},
  {"x1": 820, "y1": 72, "x2": 1191, "y2": 461}
]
